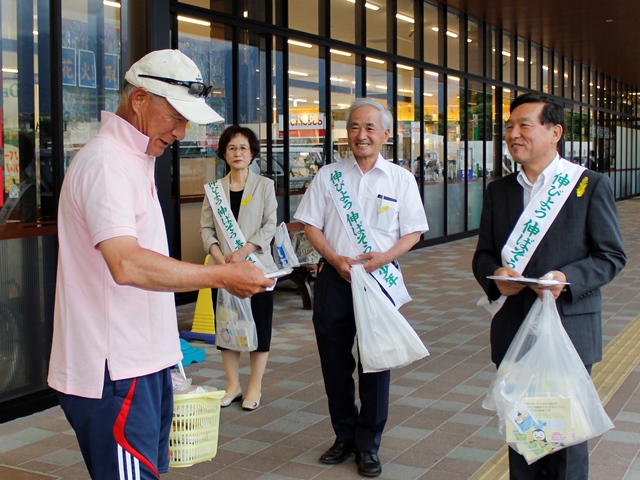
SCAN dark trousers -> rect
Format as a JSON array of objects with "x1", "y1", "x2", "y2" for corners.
[
  {"x1": 508, "y1": 365, "x2": 592, "y2": 480},
  {"x1": 508, "y1": 442, "x2": 589, "y2": 480},
  {"x1": 312, "y1": 262, "x2": 390, "y2": 453}
]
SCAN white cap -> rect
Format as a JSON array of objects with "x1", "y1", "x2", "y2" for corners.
[{"x1": 125, "y1": 49, "x2": 224, "y2": 125}]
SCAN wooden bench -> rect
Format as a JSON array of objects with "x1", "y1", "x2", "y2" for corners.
[{"x1": 276, "y1": 222, "x2": 318, "y2": 310}]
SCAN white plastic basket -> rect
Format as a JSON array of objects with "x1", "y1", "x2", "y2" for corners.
[{"x1": 169, "y1": 389, "x2": 226, "y2": 468}]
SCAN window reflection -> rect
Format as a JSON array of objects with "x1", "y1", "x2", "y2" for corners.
[
  {"x1": 517, "y1": 38, "x2": 528, "y2": 88},
  {"x1": 365, "y1": 57, "x2": 393, "y2": 159},
  {"x1": 502, "y1": 32, "x2": 513, "y2": 84},
  {"x1": 446, "y1": 10, "x2": 460, "y2": 71},
  {"x1": 423, "y1": 70, "x2": 443, "y2": 239},
  {"x1": 397, "y1": 0, "x2": 415, "y2": 59},
  {"x1": 289, "y1": 0, "x2": 318, "y2": 35},
  {"x1": 468, "y1": 18, "x2": 481, "y2": 76},
  {"x1": 397, "y1": 64, "x2": 417, "y2": 173},
  {"x1": 331, "y1": 50, "x2": 357, "y2": 163},
  {"x1": 287, "y1": 41, "x2": 324, "y2": 214},
  {"x1": 178, "y1": 20, "x2": 230, "y2": 197},
  {"x1": 331, "y1": 0, "x2": 355, "y2": 44},
  {"x1": 62, "y1": 0, "x2": 121, "y2": 174},
  {"x1": 1, "y1": 0, "x2": 54, "y2": 263},
  {"x1": 467, "y1": 80, "x2": 486, "y2": 230},
  {"x1": 423, "y1": 1, "x2": 439, "y2": 66},
  {"x1": 366, "y1": 0, "x2": 387, "y2": 52}
]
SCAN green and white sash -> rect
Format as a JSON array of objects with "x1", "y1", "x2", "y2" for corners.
[
  {"x1": 204, "y1": 180, "x2": 268, "y2": 273},
  {"x1": 327, "y1": 165, "x2": 411, "y2": 308},
  {"x1": 479, "y1": 157, "x2": 586, "y2": 316}
]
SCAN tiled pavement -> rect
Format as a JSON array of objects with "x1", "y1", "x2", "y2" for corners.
[{"x1": 1, "y1": 196, "x2": 640, "y2": 480}]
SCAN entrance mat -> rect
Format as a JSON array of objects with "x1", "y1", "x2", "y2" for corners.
[{"x1": 0, "y1": 465, "x2": 59, "y2": 480}]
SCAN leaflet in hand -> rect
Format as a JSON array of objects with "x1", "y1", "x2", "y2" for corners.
[
  {"x1": 265, "y1": 267, "x2": 294, "y2": 279},
  {"x1": 487, "y1": 275, "x2": 570, "y2": 287}
]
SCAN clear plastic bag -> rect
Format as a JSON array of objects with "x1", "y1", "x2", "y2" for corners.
[
  {"x1": 351, "y1": 264, "x2": 429, "y2": 373},
  {"x1": 483, "y1": 290, "x2": 614, "y2": 464},
  {"x1": 214, "y1": 289, "x2": 257, "y2": 352},
  {"x1": 272, "y1": 222, "x2": 300, "y2": 269}
]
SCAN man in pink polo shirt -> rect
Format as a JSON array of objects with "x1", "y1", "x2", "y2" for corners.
[{"x1": 48, "y1": 49, "x2": 274, "y2": 480}]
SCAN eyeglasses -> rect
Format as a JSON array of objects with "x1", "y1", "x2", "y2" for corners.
[
  {"x1": 226, "y1": 145, "x2": 251, "y2": 154},
  {"x1": 137, "y1": 74, "x2": 213, "y2": 98}
]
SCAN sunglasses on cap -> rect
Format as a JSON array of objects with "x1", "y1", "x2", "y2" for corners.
[{"x1": 137, "y1": 74, "x2": 213, "y2": 98}]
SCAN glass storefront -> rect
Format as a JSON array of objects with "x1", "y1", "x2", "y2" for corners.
[{"x1": 1, "y1": 0, "x2": 639, "y2": 420}]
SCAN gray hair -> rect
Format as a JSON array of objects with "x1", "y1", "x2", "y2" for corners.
[
  {"x1": 118, "y1": 81, "x2": 138, "y2": 108},
  {"x1": 346, "y1": 98, "x2": 393, "y2": 132}
]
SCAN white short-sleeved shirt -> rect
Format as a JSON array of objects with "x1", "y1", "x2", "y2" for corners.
[
  {"x1": 294, "y1": 154, "x2": 429, "y2": 257},
  {"x1": 48, "y1": 111, "x2": 182, "y2": 399}
]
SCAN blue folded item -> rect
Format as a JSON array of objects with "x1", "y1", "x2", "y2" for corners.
[{"x1": 179, "y1": 338, "x2": 206, "y2": 366}]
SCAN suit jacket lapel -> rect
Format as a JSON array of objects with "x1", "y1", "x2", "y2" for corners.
[{"x1": 506, "y1": 174, "x2": 524, "y2": 230}]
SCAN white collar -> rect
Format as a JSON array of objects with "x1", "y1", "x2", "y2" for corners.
[
  {"x1": 517, "y1": 153, "x2": 561, "y2": 188},
  {"x1": 344, "y1": 153, "x2": 391, "y2": 176}
]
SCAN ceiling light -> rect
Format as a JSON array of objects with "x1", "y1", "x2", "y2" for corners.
[
  {"x1": 431, "y1": 27, "x2": 439, "y2": 32},
  {"x1": 330, "y1": 48, "x2": 352, "y2": 57},
  {"x1": 542, "y1": 65, "x2": 549, "y2": 71},
  {"x1": 449, "y1": 76, "x2": 460, "y2": 81},
  {"x1": 425, "y1": 71, "x2": 439, "y2": 77},
  {"x1": 423, "y1": 92, "x2": 434, "y2": 97},
  {"x1": 502, "y1": 51, "x2": 511, "y2": 57},
  {"x1": 396, "y1": 13, "x2": 415, "y2": 24},
  {"x1": 517, "y1": 56, "x2": 525, "y2": 62},
  {"x1": 2, "y1": 67, "x2": 18, "y2": 73},
  {"x1": 399, "y1": 88, "x2": 412, "y2": 94},
  {"x1": 104, "y1": 0, "x2": 120, "y2": 7},
  {"x1": 288, "y1": 70, "x2": 309, "y2": 77},
  {"x1": 330, "y1": 77, "x2": 345, "y2": 82},
  {"x1": 243, "y1": 10, "x2": 249, "y2": 17},
  {"x1": 467, "y1": 38, "x2": 472, "y2": 43},
  {"x1": 366, "y1": 57, "x2": 385, "y2": 64},
  {"x1": 397, "y1": 64, "x2": 414, "y2": 71},
  {"x1": 288, "y1": 40, "x2": 313, "y2": 48},
  {"x1": 445, "y1": 31, "x2": 458, "y2": 38},
  {"x1": 376, "y1": 85, "x2": 388, "y2": 90},
  {"x1": 177, "y1": 15, "x2": 210, "y2": 26}
]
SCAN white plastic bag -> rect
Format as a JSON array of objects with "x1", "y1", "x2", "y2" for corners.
[
  {"x1": 351, "y1": 264, "x2": 429, "y2": 373},
  {"x1": 483, "y1": 290, "x2": 614, "y2": 464},
  {"x1": 215, "y1": 289, "x2": 257, "y2": 352},
  {"x1": 273, "y1": 222, "x2": 300, "y2": 269}
]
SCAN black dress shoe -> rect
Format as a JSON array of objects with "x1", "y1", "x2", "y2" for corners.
[
  {"x1": 355, "y1": 452, "x2": 382, "y2": 477},
  {"x1": 319, "y1": 441, "x2": 355, "y2": 464}
]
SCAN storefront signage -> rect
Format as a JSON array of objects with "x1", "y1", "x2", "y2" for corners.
[
  {"x1": 62, "y1": 47, "x2": 76, "y2": 86},
  {"x1": 104, "y1": 54, "x2": 119, "y2": 90},
  {"x1": 278, "y1": 113, "x2": 326, "y2": 138},
  {"x1": 4, "y1": 144, "x2": 20, "y2": 197},
  {"x1": 78, "y1": 49, "x2": 96, "y2": 89}
]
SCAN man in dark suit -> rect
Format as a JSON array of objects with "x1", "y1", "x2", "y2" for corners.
[{"x1": 472, "y1": 92, "x2": 626, "y2": 479}]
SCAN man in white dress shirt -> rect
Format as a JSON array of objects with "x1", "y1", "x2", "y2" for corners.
[{"x1": 295, "y1": 98, "x2": 428, "y2": 477}]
